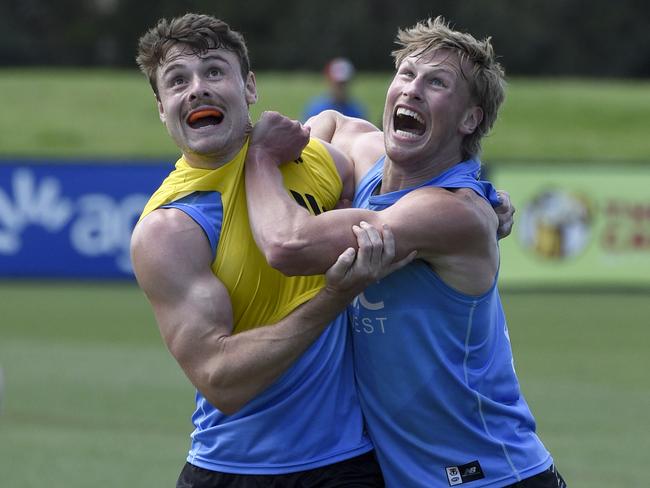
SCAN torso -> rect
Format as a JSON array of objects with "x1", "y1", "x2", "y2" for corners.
[
  {"x1": 350, "y1": 164, "x2": 552, "y2": 486},
  {"x1": 141, "y1": 139, "x2": 342, "y2": 332},
  {"x1": 138, "y1": 138, "x2": 373, "y2": 473}
]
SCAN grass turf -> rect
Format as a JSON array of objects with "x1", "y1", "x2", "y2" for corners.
[
  {"x1": 0, "y1": 282, "x2": 192, "y2": 486},
  {"x1": 0, "y1": 283, "x2": 648, "y2": 487},
  {"x1": 1, "y1": 69, "x2": 649, "y2": 161}
]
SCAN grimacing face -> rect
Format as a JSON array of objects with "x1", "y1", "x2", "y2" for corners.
[
  {"x1": 382, "y1": 49, "x2": 482, "y2": 167},
  {"x1": 155, "y1": 45, "x2": 257, "y2": 166}
]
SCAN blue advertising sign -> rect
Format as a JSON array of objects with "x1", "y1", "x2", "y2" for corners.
[{"x1": 0, "y1": 161, "x2": 172, "y2": 278}]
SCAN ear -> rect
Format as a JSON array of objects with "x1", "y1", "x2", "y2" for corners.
[
  {"x1": 459, "y1": 106, "x2": 483, "y2": 135},
  {"x1": 245, "y1": 71, "x2": 258, "y2": 105},
  {"x1": 157, "y1": 96, "x2": 166, "y2": 125}
]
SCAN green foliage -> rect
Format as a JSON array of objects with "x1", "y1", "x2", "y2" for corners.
[
  {"x1": 2, "y1": 1, "x2": 649, "y2": 76},
  {"x1": 1, "y1": 69, "x2": 649, "y2": 162},
  {"x1": 1, "y1": 283, "x2": 648, "y2": 487}
]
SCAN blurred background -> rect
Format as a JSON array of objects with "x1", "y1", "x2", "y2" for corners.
[{"x1": 1, "y1": 0, "x2": 649, "y2": 486}]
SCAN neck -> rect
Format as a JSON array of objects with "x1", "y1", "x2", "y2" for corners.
[
  {"x1": 182, "y1": 138, "x2": 247, "y2": 170},
  {"x1": 381, "y1": 150, "x2": 465, "y2": 194}
]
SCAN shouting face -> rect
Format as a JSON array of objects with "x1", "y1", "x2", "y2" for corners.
[{"x1": 382, "y1": 49, "x2": 483, "y2": 170}]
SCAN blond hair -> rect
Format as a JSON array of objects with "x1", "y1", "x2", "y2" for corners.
[{"x1": 392, "y1": 16, "x2": 506, "y2": 159}]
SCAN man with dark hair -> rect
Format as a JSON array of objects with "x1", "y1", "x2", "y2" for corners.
[{"x1": 131, "y1": 13, "x2": 411, "y2": 487}]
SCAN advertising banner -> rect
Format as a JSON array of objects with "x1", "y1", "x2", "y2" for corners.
[
  {"x1": 3, "y1": 160, "x2": 648, "y2": 285},
  {"x1": 0, "y1": 161, "x2": 171, "y2": 278},
  {"x1": 491, "y1": 162, "x2": 650, "y2": 287}
]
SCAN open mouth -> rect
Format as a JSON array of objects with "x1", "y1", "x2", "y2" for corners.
[
  {"x1": 393, "y1": 107, "x2": 425, "y2": 136},
  {"x1": 187, "y1": 108, "x2": 225, "y2": 129}
]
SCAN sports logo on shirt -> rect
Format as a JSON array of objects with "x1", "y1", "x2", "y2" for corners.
[
  {"x1": 351, "y1": 292, "x2": 387, "y2": 334},
  {"x1": 352, "y1": 292, "x2": 384, "y2": 311},
  {"x1": 445, "y1": 460, "x2": 485, "y2": 486}
]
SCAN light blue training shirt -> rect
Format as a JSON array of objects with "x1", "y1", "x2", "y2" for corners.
[
  {"x1": 163, "y1": 192, "x2": 373, "y2": 474},
  {"x1": 350, "y1": 158, "x2": 552, "y2": 487}
]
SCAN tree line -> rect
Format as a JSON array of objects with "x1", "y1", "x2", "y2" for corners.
[{"x1": 1, "y1": 0, "x2": 648, "y2": 77}]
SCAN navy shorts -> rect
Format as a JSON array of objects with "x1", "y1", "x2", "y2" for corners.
[
  {"x1": 176, "y1": 451, "x2": 384, "y2": 487},
  {"x1": 506, "y1": 464, "x2": 567, "y2": 488}
]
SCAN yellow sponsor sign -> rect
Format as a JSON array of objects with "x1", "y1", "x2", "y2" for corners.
[{"x1": 491, "y1": 163, "x2": 650, "y2": 287}]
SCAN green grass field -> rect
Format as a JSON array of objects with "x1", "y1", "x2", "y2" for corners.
[
  {"x1": 1, "y1": 284, "x2": 649, "y2": 487},
  {"x1": 1, "y1": 70, "x2": 649, "y2": 486},
  {"x1": 2, "y1": 69, "x2": 650, "y2": 161}
]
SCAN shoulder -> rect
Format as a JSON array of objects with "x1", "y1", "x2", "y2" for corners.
[
  {"x1": 136, "y1": 204, "x2": 213, "y2": 243},
  {"x1": 276, "y1": 138, "x2": 347, "y2": 210},
  {"x1": 131, "y1": 209, "x2": 214, "y2": 295},
  {"x1": 133, "y1": 208, "x2": 183, "y2": 244}
]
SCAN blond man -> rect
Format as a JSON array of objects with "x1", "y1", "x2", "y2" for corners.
[{"x1": 246, "y1": 17, "x2": 564, "y2": 488}]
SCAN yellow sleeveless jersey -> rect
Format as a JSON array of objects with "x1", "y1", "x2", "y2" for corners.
[{"x1": 139, "y1": 138, "x2": 342, "y2": 334}]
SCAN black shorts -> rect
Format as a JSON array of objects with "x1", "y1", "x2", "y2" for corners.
[
  {"x1": 505, "y1": 464, "x2": 567, "y2": 488},
  {"x1": 176, "y1": 451, "x2": 384, "y2": 488}
]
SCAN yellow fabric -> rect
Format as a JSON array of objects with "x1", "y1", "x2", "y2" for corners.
[{"x1": 140, "y1": 138, "x2": 342, "y2": 333}]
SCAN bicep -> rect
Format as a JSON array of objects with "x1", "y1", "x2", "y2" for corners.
[
  {"x1": 131, "y1": 211, "x2": 234, "y2": 379},
  {"x1": 381, "y1": 188, "x2": 496, "y2": 259}
]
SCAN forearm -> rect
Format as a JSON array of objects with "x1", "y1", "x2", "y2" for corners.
[
  {"x1": 158, "y1": 271, "x2": 354, "y2": 415},
  {"x1": 207, "y1": 222, "x2": 393, "y2": 414},
  {"x1": 245, "y1": 145, "x2": 309, "y2": 255},
  {"x1": 135, "y1": 207, "x2": 359, "y2": 417},
  {"x1": 206, "y1": 285, "x2": 352, "y2": 414},
  {"x1": 245, "y1": 146, "x2": 358, "y2": 274},
  {"x1": 244, "y1": 110, "x2": 389, "y2": 275}
]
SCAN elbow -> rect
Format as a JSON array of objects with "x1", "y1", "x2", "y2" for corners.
[
  {"x1": 203, "y1": 372, "x2": 249, "y2": 416},
  {"x1": 206, "y1": 394, "x2": 246, "y2": 416},
  {"x1": 172, "y1": 340, "x2": 249, "y2": 416},
  {"x1": 261, "y1": 239, "x2": 311, "y2": 276},
  {"x1": 265, "y1": 249, "x2": 299, "y2": 276},
  {"x1": 266, "y1": 247, "x2": 322, "y2": 276}
]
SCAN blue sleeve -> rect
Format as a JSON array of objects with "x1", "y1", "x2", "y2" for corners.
[{"x1": 161, "y1": 191, "x2": 223, "y2": 258}]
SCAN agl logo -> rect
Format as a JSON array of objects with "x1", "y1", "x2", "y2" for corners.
[{"x1": 0, "y1": 168, "x2": 148, "y2": 274}]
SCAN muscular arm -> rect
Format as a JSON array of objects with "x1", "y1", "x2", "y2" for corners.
[
  {"x1": 131, "y1": 209, "x2": 393, "y2": 415},
  {"x1": 247, "y1": 148, "x2": 492, "y2": 276},
  {"x1": 244, "y1": 111, "x2": 388, "y2": 276},
  {"x1": 305, "y1": 110, "x2": 515, "y2": 239},
  {"x1": 307, "y1": 110, "x2": 515, "y2": 239},
  {"x1": 245, "y1": 111, "x2": 509, "y2": 294}
]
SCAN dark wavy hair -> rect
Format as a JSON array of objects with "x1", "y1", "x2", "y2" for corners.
[{"x1": 136, "y1": 13, "x2": 251, "y2": 99}]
